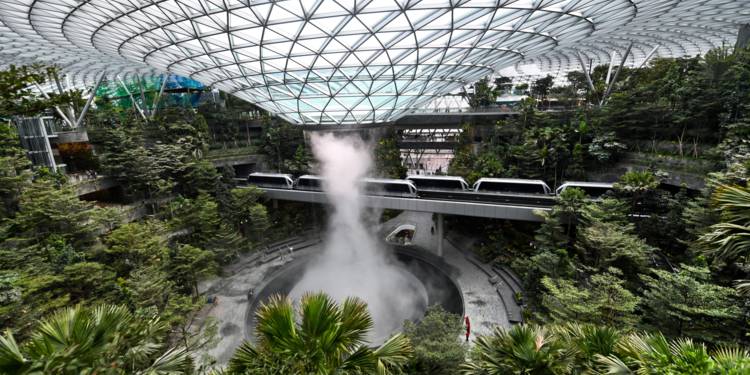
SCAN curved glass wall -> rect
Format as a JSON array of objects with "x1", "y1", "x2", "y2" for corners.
[{"x1": 0, "y1": 0, "x2": 747, "y2": 125}]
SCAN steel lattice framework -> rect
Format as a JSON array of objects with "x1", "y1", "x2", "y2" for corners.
[
  {"x1": 0, "y1": 1, "x2": 748, "y2": 125},
  {"x1": 501, "y1": 1, "x2": 750, "y2": 83}
]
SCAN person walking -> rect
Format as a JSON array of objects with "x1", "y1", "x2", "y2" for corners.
[{"x1": 464, "y1": 316, "x2": 471, "y2": 342}]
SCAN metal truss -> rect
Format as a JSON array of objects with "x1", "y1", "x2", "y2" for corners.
[
  {"x1": 0, "y1": 1, "x2": 748, "y2": 126},
  {"x1": 416, "y1": 94, "x2": 470, "y2": 113},
  {"x1": 399, "y1": 126, "x2": 462, "y2": 173},
  {"x1": 500, "y1": 0, "x2": 750, "y2": 83},
  {"x1": 399, "y1": 127, "x2": 461, "y2": 146}
]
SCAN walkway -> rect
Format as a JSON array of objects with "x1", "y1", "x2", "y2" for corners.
[
  {"x1": 381, "y1": 211, "x2": 511, "y2": 339},
  {"x1": 194, "y1": 242, "x2": 322, "y2": 365}
]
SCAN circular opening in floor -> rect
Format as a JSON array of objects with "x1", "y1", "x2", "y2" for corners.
[{"x1": 245, "y1": 246, "x2": 464, "y2": 343}]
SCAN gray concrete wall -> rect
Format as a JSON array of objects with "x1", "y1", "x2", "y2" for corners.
[{"x1": 587, "y1": 152, "x2": 717, "y2": 190}]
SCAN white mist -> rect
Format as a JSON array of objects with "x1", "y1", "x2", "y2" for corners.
[{"x1": 289, "y1": 133, "x2": 427, "y2": 342}]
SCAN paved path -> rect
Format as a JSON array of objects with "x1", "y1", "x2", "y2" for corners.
[
  {"x1": 195, "y1": 244, "x2": 322, "y2": 365},
  {"x1": 381, "y1": 211, "x2": 510, "y2": 340}
]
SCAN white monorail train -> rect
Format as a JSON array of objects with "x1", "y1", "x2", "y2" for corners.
[
  {"x1": 407, "y1": 175, "x2": 469, "y2": 191},
  {"x1": 362, "y1": 178, "x2": 418, "y2": 198},
  {"x1": 294, "y1": 174, "x2": 324, "y2": 191},
  {"x1": 474, "y1": 178, "x2": 552, "y2": 195},
  {"x1": 248, "y1": 173, "x2": 418, "y2": 198},
  {"x1": 246, "y1": 173, "x2": 614, "y2": 199},
  {"x1": 247, "y1": 172, "x2": 294, "y2": 189}
]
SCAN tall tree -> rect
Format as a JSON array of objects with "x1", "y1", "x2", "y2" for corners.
[
  {"x1": 494, "y1": 76, "x2": 513, "y2": 92},
  {"x1": 0, "y1": 65, "x2": 80, "y2": 119},
  {"x1": 149, "y1": 107, "x2": 210, "y2": 157},
  {"x1": 179, "y1": 159, "x2": 221, "y2": 197},
  {"x1": 167, "y1": 244, "x2": 216, "y2": 297},
  {"x1": 641, "y1": 264, "x2": 741, "y2": 342},
  {"x1": 373, "y1": 134, "x2": 407, "y2": 179},
  {"x1": 531, "y1": 75, "x2": 555, "y2": 105},
  {"x1": 541, "y1": 268, "x2": 640, "y2": 326},
  {"x1": 285, "y1": 145, "x2": 312, "y2": 176},
  {"x1": 555, "y1": 187, "x2": 587, "y2": 237},
  {"x1": 104, "y1": 220, "x2": 169, "y2": 276},
  {"x1": 403, "y1": 305, "x2": 467, "y2": 375},
  {"x1": 467, "y1": 77, "x2": 499, "y2": 108},
  {"x1": 260, "y1": 117, "x2": 305, "y2": 173},
  {"x1": 0, "y1": 121, "x2": 31, "y2": 218},
  {"x1": 223, "y1": 187, "x2": 269, "y2": 241},
  {"x1": 576, "y1": 221, "x2": 655, "y2": 272},
  {"x1": 614, "y1": 170, "x2": 661, "y2": 213},
  {"x1": 6, "y1": 180, "x2": 102, "y2": 248},
  {"x1": 169, "y1": 193, "x2": 249, "y2": 260}
]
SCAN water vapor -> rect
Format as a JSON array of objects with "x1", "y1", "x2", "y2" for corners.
[{"x1": 289, "y1": 132, "x2": 426, "y2": 342}]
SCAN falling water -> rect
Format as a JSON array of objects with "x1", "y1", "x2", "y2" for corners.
[{"x1": 289, "y1": 132, "x2": 427, "y2": 342}]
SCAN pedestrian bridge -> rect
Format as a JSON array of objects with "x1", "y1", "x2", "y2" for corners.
[{"x1": 257, "y1": 188, "x2": 549, "y2": 222}]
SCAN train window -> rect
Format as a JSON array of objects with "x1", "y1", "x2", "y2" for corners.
[
  {"x1": 580, "y1": 186, "x2": 612, "y2": 197},
  {"x1": 411, "y1": 179, "x2": 462, "y2": 190},
  {"x1": 439, "y1": 180, "x2": 462, "y2": 189},
  {"x1": 298, "y1": 178, "x2": 321, "y2": 189},
  {"x1": 478, "y1": 181, "x2": 546, "y2": 194},
  {"x1": 248, "y1": 176, "x2": 269, "y2": 185},
  {"x1": 363, "y1": 183, "x2": 379, "y2": 193},
  {"x1": 384, "y1": 183, "x2": 410, "y2": 193},
  {"x1": 248, "y1": 175, "x2": 290, "y2": 187}
]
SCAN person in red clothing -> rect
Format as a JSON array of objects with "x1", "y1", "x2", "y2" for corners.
[{"x1": 464, "y1": 316, "x2": 471, "y2": 342}]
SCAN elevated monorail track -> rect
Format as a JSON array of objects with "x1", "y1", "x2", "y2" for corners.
[{"x1": 254, "y1": 187, "x2": 550, "y2": 222}]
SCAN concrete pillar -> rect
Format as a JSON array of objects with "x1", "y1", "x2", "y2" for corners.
[{"x1": 436, "y1": 213, "x2": 444, "y2": 257}]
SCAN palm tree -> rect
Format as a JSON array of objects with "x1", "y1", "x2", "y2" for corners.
[
  {"x1": 614, "y1": 170, "x2": 660, "y2": 214},
  {"x1": 0, "y1": 304, "x2": 191, "y2": 374},
  {"x1": 712, "y1": 346, "x2": 750, "y2": 373},
  {"x1": 597, "y1": 333, "x2": 721, "y2": 375},
  {"x1": 460, "y1": 324, "x2": 575, "y2": 374},
  {"x1": 552, "y1": 323, "x2": 621, "y2": 373},
  {"x1": 226, "y1": 292, "x2": 412, "y2": 375},
  {"x1": 735, "y1": 279, "x2": 750, "y2": 296},
  {"x1": 699, "y1": 183, "x2": 750, "y2": 263},
  {"x1": 614, "y1": 171, "x2": 660, "y2": 195}
]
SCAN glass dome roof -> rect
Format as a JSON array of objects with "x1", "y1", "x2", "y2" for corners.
[{"x1": 0, "y1": 0, "x2": 748, "y2": 125}]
